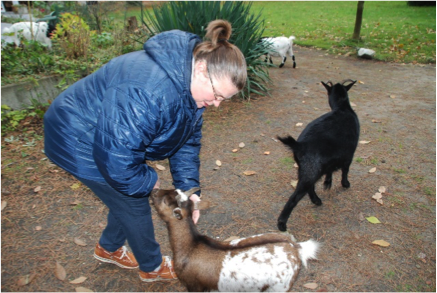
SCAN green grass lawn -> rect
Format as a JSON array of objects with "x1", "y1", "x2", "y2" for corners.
[{"x1": 251, "y1": 1, "x2": 436, "y2": 63}]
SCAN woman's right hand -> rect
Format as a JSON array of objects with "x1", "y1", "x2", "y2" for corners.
[{"x1": 153, "y1": 178, "x2": 161, "y2": 189}]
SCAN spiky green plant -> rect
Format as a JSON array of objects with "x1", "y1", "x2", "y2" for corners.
[{"x1": 140, "y1": 1, "x2": 272, "y2": 99}]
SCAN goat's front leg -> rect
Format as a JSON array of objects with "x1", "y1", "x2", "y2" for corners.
[
  {"x1": 292, "y1": 55, "x2": 296, "y2": 68},
  {"x1": 341, "y1": 163, "x2": 351, "y2": 188},
  {"x1": 277, "y1": 183, "x2": 309, "y2": 231}
]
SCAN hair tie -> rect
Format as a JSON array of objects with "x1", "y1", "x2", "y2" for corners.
[{"x1": 218, "y1": 38, "x2": 228, "y2": 43}]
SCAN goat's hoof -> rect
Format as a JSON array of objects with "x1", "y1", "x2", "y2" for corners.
[
  {"x1": 312, "y1": 198, "x2": 322, "y2": 206},
  {"x1": 277, "y1": 221, "x2": 287, "y2": 232},
  {"x1": 342, "y1": 181, "x2": 351, "y2": 188},
  {"x1": 323, "y1": 181, "x2": 332, "y2": 190},
  {"x1": 279, "y1": 64, "x2": 284, "y2": 68}
]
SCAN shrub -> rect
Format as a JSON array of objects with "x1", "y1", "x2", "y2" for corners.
[
  {"x1": 140, "y1": 1, "x2": 272, "y2": 99},
  {"x1": 52, "y1": 13, "x2": 93, "y2": 59},
  {"x1": 407, "y1": 0, "x2": 437, "y2": 6}
]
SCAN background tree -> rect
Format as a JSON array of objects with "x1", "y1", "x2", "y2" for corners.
[{"x1": 352, "y1": 1, "x2": 365, "y2": 40}]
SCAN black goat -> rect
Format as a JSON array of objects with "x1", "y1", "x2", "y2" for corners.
[{"x1": 277, "y1": 79, "x2": 360, "y2": 231}]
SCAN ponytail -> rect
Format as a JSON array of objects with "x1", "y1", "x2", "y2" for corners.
[{"x1": 193, "y1": 20, "x2": 247, "y2": 91}]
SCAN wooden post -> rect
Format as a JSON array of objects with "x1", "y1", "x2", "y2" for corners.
[{"x1": 352, "y1": 1, "x2": 365, "y2": 40}]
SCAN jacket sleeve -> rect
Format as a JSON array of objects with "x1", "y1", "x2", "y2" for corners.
[
  {"x1": 92, "y1": 85, "x2": 159, "y2": 198},
  {"x1": 168, "y1": 115, "x2": 203, "y2": 196}
]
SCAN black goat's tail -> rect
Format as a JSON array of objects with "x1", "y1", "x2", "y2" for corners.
[{"x1": 277, "y1": 135, "x2": 299, "y2": 151}]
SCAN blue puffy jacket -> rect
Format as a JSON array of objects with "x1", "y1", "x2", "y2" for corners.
[{"x1": 44, "y1": 30, "x2": 204, "y2": 197}]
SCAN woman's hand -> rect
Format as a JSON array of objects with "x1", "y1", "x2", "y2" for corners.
[{"x1": 189, "y1": 194, "x2": 201, "y2": 224}]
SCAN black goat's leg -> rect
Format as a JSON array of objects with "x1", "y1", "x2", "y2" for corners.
[
  {"x1": 308, "y1": 184, "x2": 322, "y2": 206},
  {"x1": 277, "y1": 183, "x2": 308, "y2": 231},
  {"x1": 279, "y1": 56, "x2": 287, "y2": 68},
  {"x1": 341, "y1": 163, "x2": 351, "y2": 188},
  {"x1": 269, "y1": 56, "x2": 273, "y2": 64},
  {"x1": 292, "y1": 55, "x2": 296, "y2": 68},
  {"x1": 323, "y1": 172, "x2": 333, "y2": 190}
]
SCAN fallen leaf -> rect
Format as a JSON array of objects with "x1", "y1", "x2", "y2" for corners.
[
  {"x1": 58, "y1": 238, "x2": 66, "y2": 242},
  {"x1": 49, "y1": 169, "x2": 59, "y2": 173},
  {"x1": 243, "y1": 170, "x2": 256, "y2": 176},
  {"x1": 156, "y1": 164, "x2": 166, "y2": 171},
  {"x1": 70, "y1": 183, "x2": 81, "y2": 190},
  {"x1": 70, "y1": 200, "x2": 82, "y2": 206},
  {"x1": 34, "y1": 186, "x2": 41, "y2": 193},
  {"x1": 359, "y1": 140, "x2": 371, "y2": 144},
  {"x1": 264, "y1": 151, "x2": 270, "y2": 155},
  {"x1": 35, "y1": 226, "x2": 42, "y2": 231},
  {"x1": 372, "y1": 193, "x2": 383, "y2": 205},
  {"x1": 294, "y1": 163, "x2": 298, "y2": 168},
  {"x1": 358, "y1": 212, "x2": 365, "y2": 221},
  {"x1": 70, "y1": 276, "x2": 87, "y2": 284},
  {"x1": 1, "y1": 201, "x2": 7, "y2": 211},
  {"x1": 224, "y1": 236, "x2": 240, "y2": 242},
  {"x1": 75, "y1": 287, "x2": 93, "y2": 292},
  {"x1": 239, "y1": 142, "x2": 245, "y2": 148},
  {"x1": 296, "y1": 122, "x2": 303, "y2": 127},
  {"x1": 17, "y1": 273, "x2": 37, "y2": 286},
  {"x1": 303, "y1": 282, "x2": 319, "y2": 289},
  {"x1": 358, "y1": 80, "x2": 365, "y2": 84},
  {"x1": 372, "y1": 119, "x2": 382, "y2": 123},
  {"x1": 232, "y1": 149, "x2": 238, "y2": 153},
  {"x1": 378, "y1": 186, "x2": 386, "y2": 193},
  {"x1": 215, "y1": 160, "x2": 222, "y2": 167},
  {"x1": 55, "y1": 261, "x2": 67, "y2": 281},
  {"x1": 372, "y1": 240, "x2": 390, "y2": 247},
  {"x1": 366, "y1": 216, "x2": 381, "y2": 224},
  {"x1": 369, "y1": 167, "x2": 377, "y2": 173},
  {"x1": 290, "y1": 180, "x2": 298, "y2": 188},
  {"x1": 98, "y1": 222, "x2": 105, "y2": 228},
  {"x1": 390, "y1": 94, "x2": 396, "y2": 99},
  {"x1": 74, "y1": 237, "x2": 87, "y2": 247}
]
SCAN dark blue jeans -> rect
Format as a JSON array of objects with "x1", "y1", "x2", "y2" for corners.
[{"x1": 75, "y1": 177, "x2": 162, "y2": 272}]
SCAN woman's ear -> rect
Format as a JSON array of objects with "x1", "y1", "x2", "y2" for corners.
[{"x1": 194, "y1": 60, "x2": 208, "y2": 81}]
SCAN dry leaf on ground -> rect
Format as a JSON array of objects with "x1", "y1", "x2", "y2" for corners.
[
  {"x1": 290, "y1": 180, "x2": 298, "y2": 188},
  {"x1": 359, "y1": 140, "x2": 371, "y2": 144},
  {"x1": 17, "y1": 273, "x2": 36, "y2": 286},
  {"x1": 366, "y1": 216, "x2": 381, "y2": 224},
  {"x1": 372, "y1": 192, "x2": 383, "y2": 205},
  {"x1": 155, "y1": 164, "x2": 166, "y2": 171},
  {"x1": 264, "y1": 151, "x2": 270, "y2": 155},
  {"x1": 70, "y1": 183, "x2": 81, "y2": 190},
  {"x1": 369, "y1": 167, "x2": 377, "y2": 173},
  {"x1": 55, "y1": 261, "x2": 67, "y2": 281},
  {"x1": 74, "y1": 237, "x2": 87, "y2": 247},
  {"x1": 215, "y1": 160, "x2": 222, "y2": 167},
  {"x1": 35, "y1": 226, "x2": 42, "y2": 231},
  {"x1": 75, "y1": 287, "x2": 93, "y2": 292},
  {"x1": 379, "y1": 186, "x2": 387, "y2": 193},
  {"x1": 372, "y1": 240, "x2": 390, "y2": 247},
  {"x1": 1, "y1": 201, "x2": 7, "y2": 211},
  {"x1": 296, "y1": 122, "x2": 303, "y2": 127},
  {"x1": 232, "y1": 149, "x2": 238, "y2": 153},
  {"x1": 34, "y1": 186, "x2": 41, "y2": 193},
  {"x1": 303, "y1": 283, "x2": 319, "y2": 289},
  {"x1": 243, "y1": 170, "x2": 256, "y2": 176},
  {"x1": 239, "y1": 142, "x2": 245, "y2": 148},
  {"x1": 70, "y1": 276, "x2": 87, "y2": 284}
]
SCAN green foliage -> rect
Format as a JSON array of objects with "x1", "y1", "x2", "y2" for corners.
[
  {"x1": 1, "y1": 100, "x2": 49, "y2": 135},
  {"x1": 141, "y1": 1, "x2": 272, "y2": 98},
  {"x1": 1, "y1": 39, "x2": 55, "y2": 77},
  {"x1": 52, "y1": 13, "x2": 93, "y2": 59},
  {"x1": 92, "y1": 32, "x2": 114, "y2": 48}
]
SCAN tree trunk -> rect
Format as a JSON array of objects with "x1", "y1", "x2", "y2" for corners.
[{"x1": 352, "y1": 1, "x2": 365, "y2": 40}]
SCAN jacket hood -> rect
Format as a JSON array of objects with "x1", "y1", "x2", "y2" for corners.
[{"x1": 143, "y1": 30, "x2": 202, "y2": 95}]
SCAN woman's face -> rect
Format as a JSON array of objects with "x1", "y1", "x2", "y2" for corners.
[{"x1": 191, "y1": 60, "x2": 239, "y2": 109}]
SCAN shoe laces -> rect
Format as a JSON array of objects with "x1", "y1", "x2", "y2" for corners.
[
  {"x1": 163, "y1": 256, "x2": 173, "y2": 268},
  {"x1": 120, "y1": 246, "x2": 128, "y2": 259}
]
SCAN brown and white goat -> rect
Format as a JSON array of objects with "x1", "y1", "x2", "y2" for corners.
[{"x1": 151, "y1": 188, "x2": 319, "y2": 292}]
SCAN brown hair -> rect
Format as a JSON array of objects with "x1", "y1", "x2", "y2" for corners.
[{"x1": 193, "y1": 20, "x2": 247, "y2": 91}]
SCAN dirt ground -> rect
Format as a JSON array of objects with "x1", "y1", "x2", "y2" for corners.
[{"x1": 1, "y1": 46, "x2": 436, "y2": 292}]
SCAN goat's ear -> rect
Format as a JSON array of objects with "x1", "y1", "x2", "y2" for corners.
[
  {"x1": 173, "y1": 208, "x2": 184, "y2": 220},
  {"x1": 185, "y1": 187, "x2": 200, "y2": 196},
  {"x1": 321, "y1": 81, "x2": 332, "y2": 94},
  {"x1": 344, "y1": 80, "x2": 357, "y2": 92}
]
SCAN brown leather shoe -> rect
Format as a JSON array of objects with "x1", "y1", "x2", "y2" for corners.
[
  {"x1": 139, "y1": 256, "x2": 177, "y2": 282},
  {"x1": 93, "y1": 243, "x2": 139, "y2": 269}
]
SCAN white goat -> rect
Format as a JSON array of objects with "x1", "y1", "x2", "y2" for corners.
[
  {"x1": 262, "y1": 35, "x2": 296, "y2": 68},
  {"x1": 2, "y1": 22, "x2": 52, "y2": 49},
  {"x1": 151, "y1": 188, "x2": 319, "y2": 292}
]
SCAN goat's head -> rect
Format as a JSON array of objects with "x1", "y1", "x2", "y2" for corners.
[
  {"x1": 321, "y1": 79, "x2": 356, "y2": 109},
  {"x1": 151, "y1": 188, "x2": 200, "y2": 222}
]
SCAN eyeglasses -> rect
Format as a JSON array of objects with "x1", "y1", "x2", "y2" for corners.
[{"x1": 207, "y1": 66, "x2": 226, "y2": 102}]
